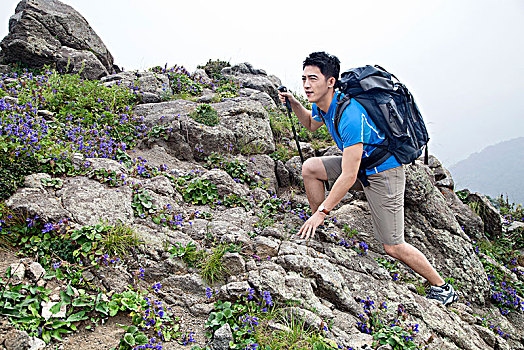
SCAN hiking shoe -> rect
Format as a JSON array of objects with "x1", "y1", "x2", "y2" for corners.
[{"x1": 426, "y1": 283, "x2": 458, "y2": 305}]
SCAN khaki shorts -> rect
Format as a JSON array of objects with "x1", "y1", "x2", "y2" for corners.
[{"x1": 321, "y1": 156, "x2": 405, "y2": 246}]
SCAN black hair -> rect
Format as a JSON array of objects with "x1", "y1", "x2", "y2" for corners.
[{"x1": 303, "y1": 52, "x2": 340, "y2": 81}]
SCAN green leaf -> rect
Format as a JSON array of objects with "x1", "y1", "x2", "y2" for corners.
[
  {"x1": 66, "y1": 311, "x2": 87, "y2": 322},
  {"x1": 95, "y1": 302, "x2": 109, "y2": 315},
  {"x1": 124, "y1": 333, "x2": 136, "y2": 346},
  {"x1": 66, "y1": 285, "x2": 75, "y2": 297},
  {"x1": 127, "y1": 326, "x2": 138, "y2": 334},
  {"x1": 49, "y1": 302, "x2": 63, "y2": 314},
  {"x1": 135, "y1": 334, "x2": 148, "y2": 345}
]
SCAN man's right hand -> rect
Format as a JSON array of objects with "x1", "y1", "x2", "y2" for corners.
[{"x1": 278, "y1": 90, "x2": 295, "y2": 107}]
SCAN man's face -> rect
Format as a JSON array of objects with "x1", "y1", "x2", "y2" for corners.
[{"x1": 302, "y1": 65, "x2": 332, "y2": 104}]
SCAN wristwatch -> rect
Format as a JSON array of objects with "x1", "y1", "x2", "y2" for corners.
[{"x1": 318, "y1": 203, "x2": 330, "y2": 215}]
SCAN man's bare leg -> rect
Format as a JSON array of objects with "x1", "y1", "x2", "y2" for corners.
[
  {"x1": 302, "y1": 158, "x2": 328, "y2": 213},
  {"x1": 384, "y1": 243, "x2": 445, "y2": 286}
]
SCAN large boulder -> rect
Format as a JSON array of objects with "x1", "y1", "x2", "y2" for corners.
[
  {"x1": 221, "y1": 63, "x2": 281, "y2": 105},
  {"x1": 0, "y1": 0, "x2": 116, "y2": 79},
  {"x1": 133, "y1": 97, "x2": 275, "y2": 160}
]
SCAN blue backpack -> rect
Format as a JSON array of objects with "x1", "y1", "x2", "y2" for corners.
[{"x1": 318, "y1": 65, "x2": 429, "y2": 182}]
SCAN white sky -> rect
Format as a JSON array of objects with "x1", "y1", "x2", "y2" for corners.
[{"x1": 1, "y1": 0, "x2": 523, "y2": 167}]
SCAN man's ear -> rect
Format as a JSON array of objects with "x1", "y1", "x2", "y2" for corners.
[{"x1": 328, "y1": 76, "x2": 336, "y2": 88}]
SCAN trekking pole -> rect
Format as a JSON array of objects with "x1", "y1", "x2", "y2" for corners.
[{"x1": 277, "y1": 85, "x2": 305, "y2": 164}]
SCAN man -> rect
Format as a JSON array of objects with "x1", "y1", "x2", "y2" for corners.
[{"x1": 278, "y1": 52, "x2": 457, "y2": 305}]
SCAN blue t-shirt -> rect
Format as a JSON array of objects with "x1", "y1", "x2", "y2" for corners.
[{"x1": 312, "y1": 91, "x2": 401, "y2": 175}]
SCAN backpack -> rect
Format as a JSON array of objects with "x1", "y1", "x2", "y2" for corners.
[{"x1": 317, "y1": 65, "x2": 429, "y2": 184}]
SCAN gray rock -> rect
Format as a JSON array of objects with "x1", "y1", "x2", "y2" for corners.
[
  {"x1": 222, "y1": 62, "x2": 281, "y2": 105},
  {"x1": 23, "y1": 173, "x2": 51, "y2": 190},
  {"x1": 214, "y1": 98, "x2": 275, "y2": 154},
  {"x1": 3, "y1": 330, "x2": 31, "y2": 350},
  {"x1": 254, "y1": 236, "x2": 279, "y2": 258},
  {"x1": 245, "y1": 154, "x2": 277, "y2": 192},
  {"x1": 27, "y1": 262, "x2": 45, "y2": 281},
  {"x1": 0, "y1": 64, "x2": 10, "y2": 74},
  {"x1": 97, "y1": 265, "x2": 132, "y2": 293},
  {"x1": 222, "y1": 252, "x2": 246, "y2": 277},
  {"x1": 466, "y1": 192, "x2": 503, "y2": 238},
  {"x1": 285, "y1": 156, "x2": 303, "y2": 185},
  {"x1": 55, "y1": 46, "x2": 109, "y2": 80},
  {"x1": 209, "y1": 323, "x2": 233, "y2": 350},
  {"x1": 86, "y1": 158, "x2": 128, "y2": 174},
  {"x1": 200, "y1": 169, "x2": 250, "y2": 199},
  {"x1": 6, "y1": 188, "x2": 70, "y2": 223},
  {"x1": 218, "y1": 281, "x2": 251, "y2": 301},
  {"x1": 102, "y1": 70, "x2": 172, "y2": 103},
  {"x1": 0, "y1": 0, "x2": 115, "y2": 78},
  {"x1": 439, "y1": 187, "x2": 485, "y2": 240},
  {"x1": 238, "y1": 88, "x2": 276, "y2": 109},
  {"x1": 2, "y1": 95, "x2": 19, "y2": 105},
  {"x1": 275, "y1": 160, "x2": 291, "y2": 188},
  {"x1": 57, "y1": 177, "x2": 133, "y2": 226}
]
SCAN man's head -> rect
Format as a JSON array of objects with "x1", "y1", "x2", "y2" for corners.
[
  {"x1": 303, "y1": 52, "x2": 340, "y2": 82},
  {"x1": 302, "y1": 52, "x2": 340, "y2": 105}
]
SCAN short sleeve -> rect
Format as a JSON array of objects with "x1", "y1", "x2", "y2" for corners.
[
  {"x1": 338, "y1": 103, "x2": 365, "y2": 148},
  {"x1": 311, "y1": 103, "x2": 323, "y2": 122}
]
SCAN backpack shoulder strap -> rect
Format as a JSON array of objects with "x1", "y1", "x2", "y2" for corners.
[{"x1": 334, "y1": 95, "x2": 352, "y2": 141}]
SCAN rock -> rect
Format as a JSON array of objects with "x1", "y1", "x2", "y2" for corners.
[
  {"x1": 55, "y1": 46, "x2": 109, "y2": 80},
  {"x1": 0, "y1": 0, "x2": 115, "y2": 78},
  {"x1": 245, "y1": 154, "x2": 277, "y2": 193},
  {"x1": 222, "y1": 252, "x2": 246, "y2": 277},
  {"x1": 2, "y1": 95, "x2": 19, "y2": 105},
  {"x1": 23, "y1": 173, "x2": 51, "y2": 190},
  {"x1": 466, "y1": 192, "x2": 503, "y2": 238},
  {"x1": 285, "y1": 156, "x2": 303, "y2": 185},
  {"x1": 280, "y1": 307, "x2": 323, "y2": 329},
  {"x1": 439, "y1": 187, "x2": 485, "y2": 240},
  {"x1": 200, "y1": 169, "x2": 250, "y2": 199},
  {"x1": 98, "y1": 265, "x2": 132, "y2": 293},
  {"x1": 41, "y1": 300, "x2": 67, "y2": 320},
  {"x1": 102, "y1": 70, "x2": 172, "y2": 103},
  {"x1": 0, "y1": 64, "x2": 10, "y2": 74},
  {"x1": 253, "y1": 236, "x2": 279, "y2": 258},
  {"x1": 208, "y1": 323, "x2": 233, "y2": 350},
  {"x1": 321, "y1": 145, "x2": 342, "y2": 157},
  {"x1": 275, "y1": 160, "x2": 291, "y2": 188},
  {"x1": 86, "y1": 158, "x2": 128, "y2": 174},
  {"x1": 238, "y1": 88, "x2": 276, "y2": 109},
  {"x1": 3, "y1": 330, "x2": 31, "y2": 350},
  {"x1": 56, "y1": 176, "x2": 133, "y2": 226},
  {"x1": 222, "y1": 62, "x2": 281, "y2": 105},
  {"x1": 6, "y1": 188, "x2": 70, "y2": 223},
  {"x1": 213, "y1": 98, "x2": 275, "y2": 154},
  {"x1": 27, "y1": 262, "x2": 45, "y2": 281},
  {"x1": 218, "y1": 281, "x2": 251, "y2": 301}
]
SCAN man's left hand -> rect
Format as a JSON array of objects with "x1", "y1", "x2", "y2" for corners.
[{"x1": 297, "y1": 211, "x2": 326, "y2": 240}]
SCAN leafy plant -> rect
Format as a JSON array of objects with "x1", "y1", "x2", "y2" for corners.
[
  {"x1": 181, "y1": 178, "x2": 218, "y2": 205},
  {"x1": 190, "y1": 104, "x2": 220, "y2": 127},
  {"x1": 132, "y1": 188, "x2": 157, "y2": 218},
  {"x1": 115, "y1": 324, "x2": 150, "y2": 349}
]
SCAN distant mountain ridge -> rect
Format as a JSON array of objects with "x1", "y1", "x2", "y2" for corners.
[{"x1": 449, "y1": 137, "x2": 524, "y2": 205}]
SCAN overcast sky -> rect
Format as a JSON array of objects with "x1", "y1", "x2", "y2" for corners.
[{"x1": 1, "y1": 0, "x2": 523, "y2": 167}]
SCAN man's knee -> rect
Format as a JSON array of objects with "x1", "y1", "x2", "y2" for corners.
[
  {"x1": 383, "y1": 243, "x2": 404, "y2": 259},
  {"x1": 302, "y1": 157, "x2": 323, "y2": 178}
]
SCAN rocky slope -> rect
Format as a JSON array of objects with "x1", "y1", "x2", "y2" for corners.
[{"x1": 1, "y1": 1, "x2": 523, "y2": 350}]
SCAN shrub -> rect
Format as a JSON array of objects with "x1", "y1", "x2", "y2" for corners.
[
  {"x1": 190, "y1": 104, "x2": 220, "y2": 126},
  {"x1": 197, "y1": 59, "x2": 231, "y2": 80}
]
